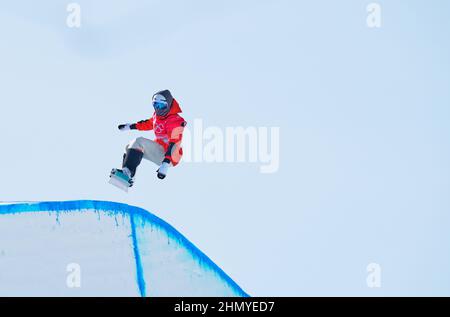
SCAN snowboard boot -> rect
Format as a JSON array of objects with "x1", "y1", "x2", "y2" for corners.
[
  {"x1": 109, "y1": 149, "x2": 144, "y2": 191},
  {"x1": 122, "y1": 148, "x2": 144, "y2": 178},
  {"x1": 110, "y1": 167, "x2": 134, "y2": 187}
]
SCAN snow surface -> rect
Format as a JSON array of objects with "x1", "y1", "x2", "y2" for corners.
[{"x1": 0, "y1": 200, "x2": 248, "y2": 297}]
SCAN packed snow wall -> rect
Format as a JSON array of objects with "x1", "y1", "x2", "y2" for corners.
[{"x1": 0, "y1": 200, "x2": 248, "y2": 297}]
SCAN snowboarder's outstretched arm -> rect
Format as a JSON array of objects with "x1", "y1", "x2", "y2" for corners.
[
  {"x1": 118, "y1": 119, "x2": 154, "y2": 132},
  {"x1": 135, "y1": 119, "x2": 154, "y2": 131}
]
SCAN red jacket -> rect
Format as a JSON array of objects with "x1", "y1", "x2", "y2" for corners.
[{"x1": 135, "y1": 99, "x2": 186, "y2": 166}]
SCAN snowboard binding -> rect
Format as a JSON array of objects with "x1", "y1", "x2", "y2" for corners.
[{"x1": 109, "y1": 168, "x2": 134, "y2": 192}]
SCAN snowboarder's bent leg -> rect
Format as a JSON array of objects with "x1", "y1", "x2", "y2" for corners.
[
  {"x1": 126, "y1": 137, "x2": 165, "y2": 166},
  {"x1": 122, "y1": 148, "x2": 144, "y2": 178}
]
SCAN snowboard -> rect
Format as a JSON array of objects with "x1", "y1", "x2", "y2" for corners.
[{"x1": 109, "y1": 169, "x2": 133, "y2": 192}]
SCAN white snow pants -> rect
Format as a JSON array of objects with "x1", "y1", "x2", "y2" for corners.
[{"x1": 126, "y1": 137, "x2": 165, "y2": 166}]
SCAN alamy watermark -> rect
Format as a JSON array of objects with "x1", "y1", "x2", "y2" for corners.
[
  {"x1": 181, "y1": 119, "x2": 280, "y2": 174},
  {"x1": 366, "y1": 263, "x2": 381, "y2": 288},
  {"x1": 66, "y1": 3, "x2": 81, "y2": 28},
  {"x1": 66, "y1": 262, "x2": 81, "y2": 288},
  {"x1": 366, "y1": 3, "x2": 382, "y2": 28}
]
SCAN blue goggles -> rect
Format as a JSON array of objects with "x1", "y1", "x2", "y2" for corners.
[{"x1": 153, "y1": 100, "x2": 168, "y2": 110}]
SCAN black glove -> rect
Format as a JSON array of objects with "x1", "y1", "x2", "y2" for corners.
[
  {"x1": 157, "y1": 159, "x2": 171, "y2": 179},
  {"x1": 118, "y1": 123, "x2": 137, "y2": 131}
]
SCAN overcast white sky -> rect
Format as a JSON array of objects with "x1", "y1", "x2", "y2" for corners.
[{"x1": 1, "y1": 0, "x2": 450, "y2": 296}]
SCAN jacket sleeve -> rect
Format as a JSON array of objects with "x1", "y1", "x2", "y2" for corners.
[
  {"x1": 163, "y1": 115, "x2": 187, "y2": 165},
  {"x1": 166, "y1": 115, "x2": 187, "y2": 143},
  {"x1": 134, "y1": 118, "x2": 154, "y2": 131}
]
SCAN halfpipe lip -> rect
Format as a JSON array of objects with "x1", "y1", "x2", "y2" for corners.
[{"x1": 0, "y1": 200, "x2": 250, "y2": 297}]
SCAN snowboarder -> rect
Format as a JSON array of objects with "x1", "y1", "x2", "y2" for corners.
[{"x1": 109, "y1": 90, "x2": 187, "y2": 191}]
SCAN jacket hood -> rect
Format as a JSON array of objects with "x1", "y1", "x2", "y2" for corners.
[
  {"x1": 153, "y1": 90, "x2": 182, "y2": 118},
  {"x1": 168, "y1": 98, "x2": 182, "y2": 115},
  {"x1": 153, "y1": 90, "x2": 173, "y2": 106},
  {"x1": 153, "y1": 89, "x2": 181, "y2": 117}
]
